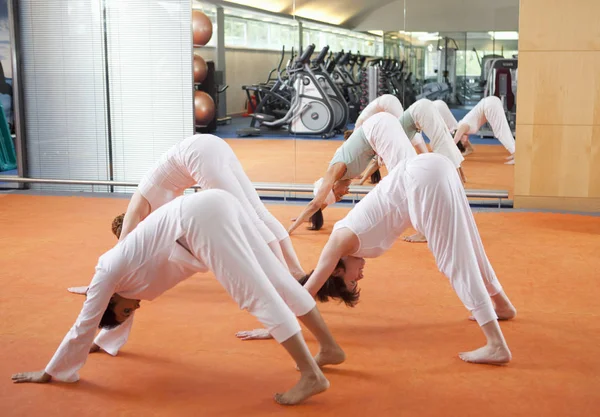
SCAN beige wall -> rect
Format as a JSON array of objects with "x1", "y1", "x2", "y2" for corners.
[
  {"x1": 192, "y1": 47, "x2": 284, "y2": 115},
  {"x1": 514, "y1": 0, "x2": 600, "y2": 212},
  {"x1": 224, "y1": 49, "x2": 285, "y2": 115}
]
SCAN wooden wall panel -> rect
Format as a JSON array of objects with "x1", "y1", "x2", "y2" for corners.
[
  {"x1": 514, "y1": 196, "x2": 600, "y2": 211},
  {"x1": 514, "y1": 124, "x2": 533, "y2": 195},
  {"x1": 225, "y1": 49, "x2": 284, "y2": 115},
  {"x1": 519, "y1": 0, "x2": 600, "y2": 51},
  {"x1": 516, "y1": 0, "x2": 600, "y2": 211},
  {"x1": 589, "y1": 126, "x2": 600, "y2": 197},
  {"x1": 518, "y1": 125, "x2": 593, "y2": 197},
  {"x1": 516, "y1": 52, "x2": 600, "y2": 126}
]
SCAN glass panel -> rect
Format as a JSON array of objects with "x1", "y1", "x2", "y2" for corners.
[{"x1": 0, "y1": 0, "x2": 16, "y2": 179}]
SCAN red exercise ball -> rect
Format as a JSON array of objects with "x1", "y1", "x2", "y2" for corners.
[
  {"x1": 192, "y1": 10, "x2": 213, "y2": 46},
  {"x1": 193, "y1": 54, "x2": 208, "y2": 83},
  {"x1": 194, "y1": 91, "x2": 215, "y2": 125}
]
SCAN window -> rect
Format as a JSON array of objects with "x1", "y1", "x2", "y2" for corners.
[
  {"x1": 224, "y1": 17, "x2": 246, "y2": 46},
  {"x1": 192, "y1": 2, "x2": 217, "y2": 47}
]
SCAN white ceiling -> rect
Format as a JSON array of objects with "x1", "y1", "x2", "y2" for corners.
[{"x1": 223, "y1": 0, "x2": 519, "y2": 32}]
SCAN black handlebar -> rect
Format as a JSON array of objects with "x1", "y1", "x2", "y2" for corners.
[
  {"x1": 333, "y1": 51, "x2": 344, "y2": 64},
  {"x1": 339, "y1": 52, "x2": 351, "y2": 66},
  {"x1": 315, "y1": 46, "x2": 330, "y2": 64},
  {"x1": 296, "y1": 44, "x2": 316, "y2": 65}
]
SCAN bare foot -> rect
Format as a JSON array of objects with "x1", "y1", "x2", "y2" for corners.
[
  {"x1": 314, "y1": 347, "x2": 346, "y2": 367},
  {"x1": 274, "y1": 373, "x2": 330, "y2": 405},
  {"x1": 403, "y1": 233, "x2": 427, "y2": 243},
  {"x1": 459, "y1": 344, "x2": 512, "y2": 365},
  {"x1": 67, "y1": 286, "x2": 88, "y2": 295}
]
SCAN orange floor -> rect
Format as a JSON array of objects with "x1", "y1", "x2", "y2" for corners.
[
  {"x1": 1, "y1": 194, "x2": 599, "y2": 417},
  {"x1": 225, "y1": 140, "x2": 515, "y2": 196}
]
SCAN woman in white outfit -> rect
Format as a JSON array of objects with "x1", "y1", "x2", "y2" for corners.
[
  {"x1": 12, "y1": 190, "x2": 345, "y2": 405},
  {"x1": 239, "y1": 154, "x2": 517, "y2": 365},
  {"x1": 289, "y1": 112, "x2": 416, "y2": 235},
  {"x1": 453, "y1": 96, "x2": 516, "y2": 164},
  {"x1": 433, "y1": 99, "x2": 459, "y2": 132},
  {"x1": 354, "y1": 94, "x2": 404, "y2": 129},
  {"x1": 68, "y1": 135, "x2": 306, "y2": 297},
  {"x1": 347, "y1": 97, "x2": 466, "y2": 183}
]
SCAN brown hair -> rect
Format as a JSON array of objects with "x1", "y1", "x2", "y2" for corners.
[
  {"x1": 298, "y1": 259, "x2": 360, "y2": 307},
  {"x1": 112, "y1": 213, "x2": 125, "y2": 238},
  {"x1": 343, "y1": 130, "x2": 354, "y2": 140}
]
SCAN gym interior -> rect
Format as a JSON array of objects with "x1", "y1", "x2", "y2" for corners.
[{"x1": 1, "y1": 0, "x2": 599, "y2": 416}]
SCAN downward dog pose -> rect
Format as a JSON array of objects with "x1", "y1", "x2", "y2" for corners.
[
  {"x1": 288, "y1": 112, "x2": 416, "y2": 235},
  {"x1": 397, "y1": 99, "x2": 465, "y2": 175},
  {"x1": 453, "y1": 96, "x2": 516, "y2": 164},
  {"x1": 347, "y1": 98, "x2": 466, "y2": 183},
  {"x1": 353, "y1": 94, "x2": 404, "y2": 129},
  {"x1": 305, "y1": 177, "x2": 352, "y2": 231},
  {"x1": 12, "y1": 190, "x2": 345, "y2": 405},
  {"x1": 433, "y1": 99, "x2": 459, "y2": 132},
  {"x1": 68, "y1": 134, "x2": 305, "y2": 297},
  {"x1": 238, "y1": 153, "x2": 517, "y2": 365}
]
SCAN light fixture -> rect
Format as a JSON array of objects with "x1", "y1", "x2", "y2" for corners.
[
  {"x1": 488, "y1": 31, "x2": 519, "y2": 40},
  {"x1": 418, "y1": 32, "x2": 441, "y2": 42}
]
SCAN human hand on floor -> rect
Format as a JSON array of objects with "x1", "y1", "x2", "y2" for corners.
[
  {"x1": 11, "y1": 371, "x2": 52, "y2": 384},
  {"x1": 235, "y1": 329, "x2": 273, "y2": 341},
  {"x1": 67, "y1": 286, "x2": 88, "y2": 295}
]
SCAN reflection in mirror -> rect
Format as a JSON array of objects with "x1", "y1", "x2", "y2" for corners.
[
  {"x1": 197, "y1": 0, "x2": 300, "y2": 184},
  {"x1": 291, "y1": 19, "x2": 383, "y2": 185},
  {"x1": 0, "y1": 0, "x2": 17, "y2": 185}
]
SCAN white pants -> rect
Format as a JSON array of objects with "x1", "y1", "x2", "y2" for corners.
[
  {"x1": 408, "y1": 99, "x2": 464, "y2": 168},
  {"x1": 355, "y1": 94, "x2": 404, "y2": 128},
  {"x1": 459, "y1": 96, "x2": 516, "y2": 154},
  {"x1": 404, "y1": 154, "x2": 502, "y2": 325},
  {"x1": 180, "y1": 136, "x2": 288, "y2": 244},
  {"x1": 363, "y1": 112, "x2": 417, "y2": 171},
  {"x1": 433, "y1": 100, "x2": 459, "y2": 132},
  {"x1": 180, "y1": 190, "x2": 316, "y2": 342}
]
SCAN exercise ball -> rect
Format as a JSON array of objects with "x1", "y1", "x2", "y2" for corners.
[
  {"x1": 192, "y1": 10, "x2": 213, "y2": 46},
  {"x1": 194, "y1": 91, "x2": 215, "y2": 125},
  {"x1": 193, "y1": 54, "x2": 208, "y2": 83}
]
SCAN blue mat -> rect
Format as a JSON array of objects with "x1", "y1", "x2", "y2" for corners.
[
  {"x1": 214, "y1": 109, "x2": 503, "y2": 146},
  {"x1": 215, "y1": 115, "x2": 348, "y2": 141}
]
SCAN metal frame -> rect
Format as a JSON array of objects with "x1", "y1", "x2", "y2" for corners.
[
  {"x1": 0, "y1": 177, "x2": 510, "y2": 208},
  {"x1": 7, "y1": 0, "x2": 25, "y2": 185}
]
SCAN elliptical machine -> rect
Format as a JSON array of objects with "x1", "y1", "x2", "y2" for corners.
[
  {"x1": 237, "y1": 44, "x2": 336, "y2": 138},
  {"x1": 311, "y1": 45, "x2": 349, "y2": 132}
]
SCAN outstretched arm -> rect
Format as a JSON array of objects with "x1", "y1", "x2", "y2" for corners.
[
  {"x1": 119, "y1": 191, "x2": 151, "y2": 242},
  {"x1": 93, "y1": 311, "x2": 136, "y2": 356},
  {"x1": 236, "y1": 228, "x2": 358, "y2": 341},
  {"x1": 288, "y1": 163, "x2": 347, "y2": 235},
  {"x1": 453, "y1": 123, "x2": 471, "y2": 145},
  {"x1": 303, "y1": 228, "x2": 357, "y2": 297},
  {"x1": 13, "y1": 249, "x2": 127, "y2": 384},
  {"x1": 358, "y1": 157, "x2": 380, "y2": 185}
]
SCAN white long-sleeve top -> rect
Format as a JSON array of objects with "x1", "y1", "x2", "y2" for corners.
[
  {"x1": 44, "y1": 197, "x2": 207, "y2": 382},
  {"x1": 354, "y1": 94, "x2": 404, "y2": 128},
  {"x1": 333, "y1": 159, "x2": 412, "y2": 258}
]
